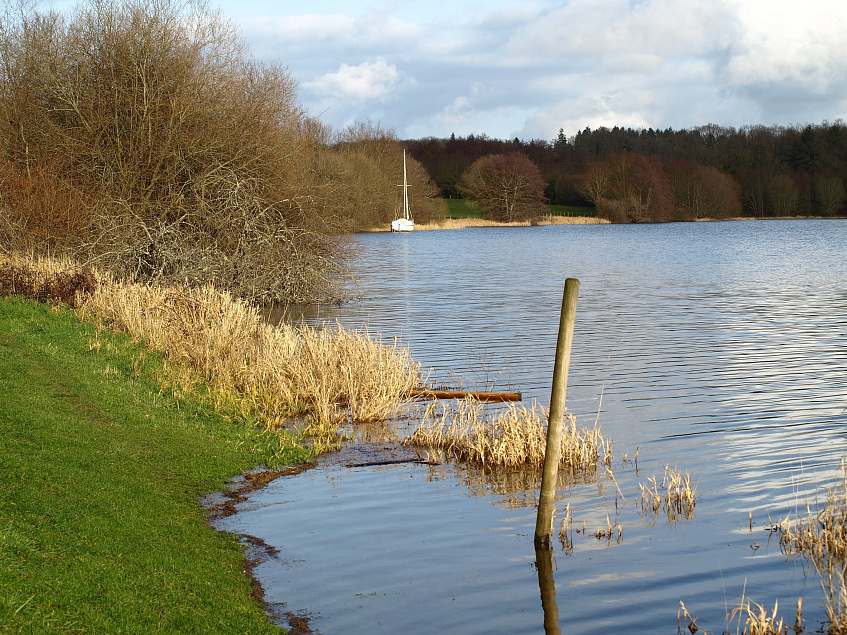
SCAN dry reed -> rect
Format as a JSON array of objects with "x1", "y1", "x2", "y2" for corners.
[
  {"x1": 774, "y1": 457, "x2": 847, "y2": 633},
  {"x1": 776, "y1": 459, "x2": 847, "y2": 566},
  {"x1": 80, "y1": 281, "x2": 422, "y2": 426},
  {"x1": 558, "y1": 502, "x2": 573, "y2": 555},
  {"x1": 403, "y1": 397, "x2": 613, "y2": 471},
  {"x1": 3, "y1": 253, "x2": 422, "y2": 434},
  {"x1": 0, "y1": 252, "x2": 97, "y2": 307},
  {"x1": 638, "y1": 465, "x2": 697, "y2": 522},
  {"x1": 729, "y1": 594, "x2": 804, "y2": 635},
  {"x1": 413, "y1": 216, "x2": 609, "y2": 231}
]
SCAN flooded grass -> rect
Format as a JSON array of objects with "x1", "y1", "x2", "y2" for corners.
[
  {"x1": 773, "y1": 457, "x2": 847, "y2": 633},
  {"x1": 638, "y1": 465, "x2": 697, "y2": 522},
  {"x1": 728, "y1": 595, "x2": 805, "y2": 635},
  {"x1": 403, "y1": 397, "x2": 613, "y2": 472}
]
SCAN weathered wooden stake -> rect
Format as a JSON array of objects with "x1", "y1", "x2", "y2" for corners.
[{"x1": 534, "y1": 278, "x2": 579, "y2": 545}]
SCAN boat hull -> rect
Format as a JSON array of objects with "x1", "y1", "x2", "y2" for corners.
[{"x1": 391, "y1": 218, "x2": 414, "y2": 232}]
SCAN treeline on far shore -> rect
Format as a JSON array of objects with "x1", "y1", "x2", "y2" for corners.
[{"x1": 405, "y1": 122, "x2": 847, "y2": 223}]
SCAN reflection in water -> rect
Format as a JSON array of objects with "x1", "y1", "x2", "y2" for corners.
[
  {"x1": 225, "y1": 220, "x2": 847, "y2": 634},
  {"x1": 425, "y1": 459, "x2": 604, "y2": 509},
  {"x1": 535, "y1": 544, "x2": 562, "y2": 635}
]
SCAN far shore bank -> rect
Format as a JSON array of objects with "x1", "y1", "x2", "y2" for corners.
[
  {"x1": 365, "y1": 215, "x2": 608, "y2": 232},
  {"x1": 363, "y1": 214, "x2": 846, "y2": 232}
]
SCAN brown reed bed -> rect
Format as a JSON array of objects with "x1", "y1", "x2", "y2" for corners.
[
  {"x1": 776, "y1": 459, "x2": 847, "y2": 566},
  {"x1": 773, "y1": 457, "x2": 847, "y2": 633},
  {"x1": 638, "y1": 465, "x2": 697, "y2": 522},
  {"x1": 412, "y1": 215, "x2": 609, "y2": 231},
  {"x1": 0, "y1": 251, "x2": 97, "y2": 307},
  {"x1": 403, "y1": 397, "x2": 613, "y2": 471},
  {"x1": 728, "y1": 592, "x2": 804, "y2": 635},
  {"x1": 1, "y1": 253, "x2": 422, "y2": 440},
  {"x1": 679, "y1": 597, "x2": 803, "y2": 635}
]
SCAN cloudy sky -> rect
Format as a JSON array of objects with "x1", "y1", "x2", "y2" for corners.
[{"x1": 51, "y1": 0, "x2": 847, "y2": 141}]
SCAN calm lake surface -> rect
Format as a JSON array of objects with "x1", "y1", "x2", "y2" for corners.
[{"x1": 216, "y1": 219, "x2": 847, "y2": 633}]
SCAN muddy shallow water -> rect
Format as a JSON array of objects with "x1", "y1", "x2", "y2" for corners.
[{"x1": 217, "y1": 220, "x2": 847, "y2": 634}]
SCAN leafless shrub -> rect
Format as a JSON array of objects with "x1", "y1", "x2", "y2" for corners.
[{"x1": 0, "y1": 0, "x2": 347, "y2": 303}]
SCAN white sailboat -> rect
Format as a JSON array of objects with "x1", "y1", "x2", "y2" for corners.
[{"x1": 391, "y1": 150, "x2": 414, "y2": 232}]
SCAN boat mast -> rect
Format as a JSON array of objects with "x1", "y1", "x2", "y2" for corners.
[{"x1": 402, "y1": 150, "x2": 411, "y2": 220}]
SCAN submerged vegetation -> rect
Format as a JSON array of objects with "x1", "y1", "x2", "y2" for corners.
[
  {"x1": 638, "y1": 465, "x2": 697, "y2": 522},
  {"x1": 404, "y1": 397, "x2": 612, "y2": 472}
]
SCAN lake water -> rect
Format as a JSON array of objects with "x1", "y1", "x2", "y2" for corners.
[{"x1": 216, "y1": 219, "x2": 847, "y2": 634}]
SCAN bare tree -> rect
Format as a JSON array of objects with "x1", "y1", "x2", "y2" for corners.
[
  {"x1": 577, "y1": 162, "x2": 611, "y2": 208},
  {"x1": 667, "y1": 160, "x2": 743, "y2": 220},
  {"x1": 814, "y1": 174, "x2": 846, "y2": 217},
  {"x1": 325, "y1": 123, "x2": 445, "y2": 230},
  {"x1": 578, "y1": 152, "x2": 673, "y2": 222},
  {"x1": 0, "y1": 0, "x2": 347, "y2": 303},
  {"x1": 769, "y1": 174, "x2": 800, "y2": 217},
  {"x1": 459, "y1": 152, "x2": 547, "y2": 222}
]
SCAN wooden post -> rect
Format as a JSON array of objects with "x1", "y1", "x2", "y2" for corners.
[{"x1": 534, "y1": 278, "x2": 579, "y2": 545}]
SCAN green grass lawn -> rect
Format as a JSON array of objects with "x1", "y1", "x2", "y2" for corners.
[
  {"x1": 444, "y1": 198, "x2": 483, "y2": 218},
  {"x1": 0, "y1": 296, "x2": 309, "y2": 633}
]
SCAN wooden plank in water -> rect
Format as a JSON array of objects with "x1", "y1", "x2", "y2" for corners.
[{"x1": 408, "y1": 389, "x2": 522, "y2": 403}]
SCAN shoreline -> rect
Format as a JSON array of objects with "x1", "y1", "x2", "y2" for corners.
[
  {"x1": 364, "y1": 214, "x2": 845, "y2": 232},
  {"x1": 366, "y1": 215, "x2": 608, "y2": 232}
]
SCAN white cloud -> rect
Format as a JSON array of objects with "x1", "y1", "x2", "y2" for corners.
[
  {"x1": 308, "y1": 58, "x2": 403, "y2": 103},
  {"x1": 218, "y1": 0, "x2": 847, "y2": 140},
  {"x1": 724, "y1": 0, "x2": 847, "y2": 93}
]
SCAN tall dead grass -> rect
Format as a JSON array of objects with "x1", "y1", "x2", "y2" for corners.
[
  {"x1": 403, "y1": 397, "x2": 613, "y2": 471},
  {"x1": 0, "y1": 252, "x2": 96, "y2": 307},
  {"x1": 728, "y1": 594, "x2": 804, "y2": 635},
  {"x1": 775, "y1": 457, "x2": 847, "y2": 633},
  {"x1": 1, "y1": 253, "x2": 421, "y2": 431},
  {"x1": 638, "y1": 465, "x2": 697, "y2": 522},
  {"x1": 80, "y1": 280, "x2": 421, "y2": 426}
]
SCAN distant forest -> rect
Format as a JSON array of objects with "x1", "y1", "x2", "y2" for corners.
[{"x1": 405, "y1": 122, "x2": 847, "y2": 222}]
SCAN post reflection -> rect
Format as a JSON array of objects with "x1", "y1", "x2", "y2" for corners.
[{"x1": 535, "y1": 543, "x2": 562, "y2": 635}]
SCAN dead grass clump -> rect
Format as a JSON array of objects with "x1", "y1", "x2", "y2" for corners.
[
  {"x1": 404, "y1": 397, "x2": 613, "y2": 471},
  {"x1": 638, "y1": 466, "x2": 697, "y2": 522},
  {"x1": 777, "y1": 460, "x2": 847, "y2": 566},
  {"x1": 0, "y1": 253, "x2": 97, "y2": 308},
  {"x1": 774, "y1": 458, "x2": 847, "y2": 633},
  {"x1": 729, "y1": 595, "x2": 804, "y2": 635},
  {"x1": 79, "y1": 279, "x2": 421, "y2": 427}
]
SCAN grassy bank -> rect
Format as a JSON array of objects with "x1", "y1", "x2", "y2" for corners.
[
  {"x1": 0, "y1": 296, "x2": 311, "y2": 631},
  {"x1": 1, "y1": 254, "x2": 422, "y2": 435}
]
